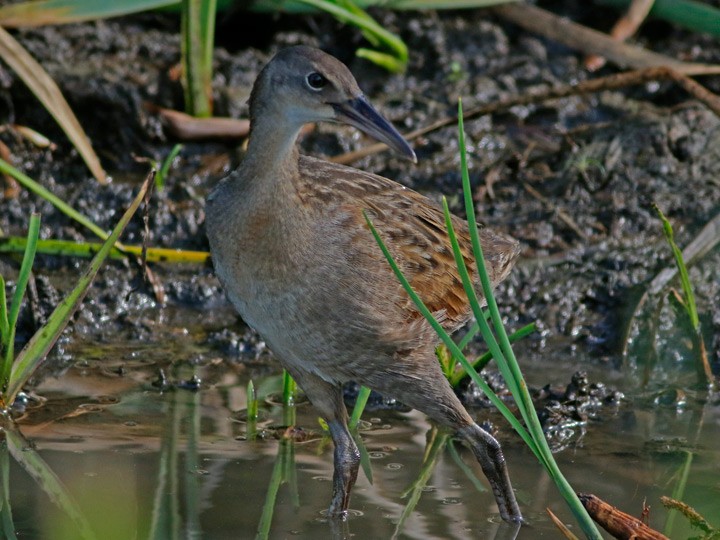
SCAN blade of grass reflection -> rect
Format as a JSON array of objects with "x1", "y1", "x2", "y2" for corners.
[
  {"x1": 255, "y1": 438, "x2": 290, "y2": 540},
  {"x1": 393, "y1": 427, "x2": 449, "y2": 539},
  {"x1": 184, "y1": 384, "x2": 202, "y2": 538},
  {"x1": 257, "y1": 375, "x2": 301, "y2": 538},
  {"x1": 285, "y1": 438, "x2": 299, "y2": 509},
  {"x1": 0, "y1": 433, "x2": 18, "y2": 540},
  {"x1": 149, "y1": 391, "x2": 182, "y2": 540},
  {"x1": 447, "y1": 439, "x2": 487, "y2": 494},
  {"x1": 353, "y1": 431, "x2": 374, "y2": 485},
  {"x1": 5, "y1": 424, "x2": 96, "y2": 540}
]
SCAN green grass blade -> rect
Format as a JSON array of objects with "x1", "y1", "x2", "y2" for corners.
[
  {"x1": 0, "y1": 159, "x2": 109, "y2": 241},
  {"x1": 0, "y1": 0, "x2": 179, "y2": 26},
  {"x1": 0, "y1": 276, "x2": 8, "y2": 352},
  {"x1": 0, "y1": 27, "x2": 106, "y2": 183},
  {"x1": 349, "y1": 385, "x2": 371, "y2": 430},
  {"x1": 0, "y1": 237, "x2": 210, "y2": 264},
  {"x1": 181, "y1": 0, "x2": 216, "y2": 117},
  {"x1": 295, "y1": 0, "x2": 408, "y2": 70},
  {"x1": 458, "y1": 321, "x2": 480, "y2": 350},
  {"x1": 355, "y1": 48, "x2": 406, "y2": 72},
  {"x1": 0, "y1": 160, "x2": 211, "y2": 264},
  {"x1": 335, "y1": 0, "x2": 379, "y2": 45},
  {"x1": 456, "y1": 105, "x2": 530, "y2": 409},
  {"x1": 282, "y1": 370, "x2": 296, "y2": 426},
  {"x1": 441, "y1": 197, "x2": 524, "y2": 403},
  {"x1": 1, "y1": 213, "x2": 40, "y2": 391},
  {"x1": 6, "y1": 214, "x2": 40, "y2": 336},
  {"x1": 5, "y1": 174, "x2": 152, "y2": 405},
  {"x1": 654, "y1": 204, "x2": 699, "y2": 329},
  {"x1": 449, "y1": 322, "x2": 536, "y2": 387},
  {"x1": 653, "y1": 203, "x2": 712, "y2": 387},
  {"x1": 247, "y1": 379, "x2": 258, "y2": 440},
  {"x1": 344, "y1": 386, "x2": 376, "y2": 483},
  {"x1": 156, "y1": 143, "x2": 183, "y2": 191},
  {"x1": 282, "y1": 370, "x2": 296, "y2": 408},
  {"x1": 250, "y1": 0, "x2": 515, "y2": 13},
  {"x1": 457, "y1": 312, "x2": 490, "y2": 350},
  {"x1": 6, "y1": 424, "x2": 97, "y2": 540},
  {"x1": 364, "y1": 212, "x2": 538, "y2": 457},
  {"x1": 455, "y1": 99, "x2": 601, "y2": 538}
]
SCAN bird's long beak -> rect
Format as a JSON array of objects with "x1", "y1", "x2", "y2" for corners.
[{"x1": 332, "y1": 95, "x2": 417, "y2": 163}]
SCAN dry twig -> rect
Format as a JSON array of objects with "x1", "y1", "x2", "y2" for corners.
[
  {"x1": 332, "y1": 67, "x2": 720, "y2": 165},
  {"x1": 522, "y1": 182, "x2": 589, "y2": 241},
  {"x1": 547, "y1": 507, "x2": 581, "y2": 540},
  {"x1": 147, "y1": 103, "x2": 250, "y2": 141},
  {"x1": 585, "y1": 0, "x2": 656, "y2": 71},
  {"x1": 579, "y1": 493, "x2": 669, "y2": 540},
  {"x1": 492, "y1": 3, "x2": 720, "y2": 75}
]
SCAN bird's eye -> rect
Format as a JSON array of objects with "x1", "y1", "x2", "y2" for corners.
[{"x1": 306, "y1": 72, "x2": 328, "y2": 90}]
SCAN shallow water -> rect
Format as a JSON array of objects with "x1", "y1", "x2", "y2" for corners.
[{"x1": 3, "y1": 331, "x2": 718, "y2": 540}]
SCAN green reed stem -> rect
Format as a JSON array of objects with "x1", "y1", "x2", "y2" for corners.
[
  {"x1": 454, "y1": 99, "x2": 600, "y2": 538},
  {"x1": 654, "y1": 203, "x2": 713, "y2": 388},
  {"x1": 155, "y1": 143, "x2": 183, "y2": 191},
  {"x1": 0, "y1": 213, "x2": 40, "y2": 394},
  {"x1": 247, "y1": 379, "x2": 258, "y2": 441},
  {"x1": 349, "y1": 385, "x2": 371, "y2": 430}
]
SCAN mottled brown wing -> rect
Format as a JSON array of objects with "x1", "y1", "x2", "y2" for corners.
[
  {"x1": 364, "y1": 188, "x2": 477, "y2": 332},
  {"x1": 298, "y1": 156, "x2": 519, "y2": 333}
]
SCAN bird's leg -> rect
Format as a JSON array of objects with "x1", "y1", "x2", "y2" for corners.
[
  {"x1": 283, "y1": 369, "x2": 359, "y2": 519},
  {"x1": 363, "y1": 361, "x2": 523, "y2": 524},
  {"x1": 327, "y1": 416, "x2": 360, "y2": 518},
  {"x1": 457, "y1": 423, "x2": 523, "y2": 523}
]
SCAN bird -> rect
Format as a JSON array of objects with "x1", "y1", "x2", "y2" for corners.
[{"x1": 206, "y1": 46, "x2": 522, "y2": 524}]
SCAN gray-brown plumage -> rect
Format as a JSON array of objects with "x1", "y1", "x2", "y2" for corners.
[{"x1": 206, "y1": 46, "x2": 522, "y2": 523}]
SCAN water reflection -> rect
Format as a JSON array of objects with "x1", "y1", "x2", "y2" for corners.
[
  {"x1": 1, "y1": 421, "x2": 96, "y2": 540},
  {"x1": 0, "y1": 356, "x2": 717, "y2": 539}
]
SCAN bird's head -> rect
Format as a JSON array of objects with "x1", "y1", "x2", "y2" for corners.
[{"x1": 250, "y1": 46, "x2": 416, "y2": 162}]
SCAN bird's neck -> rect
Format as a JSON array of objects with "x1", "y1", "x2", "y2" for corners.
[{"x1": 242, "y1": 108, "x2": 303, "y2": 187}]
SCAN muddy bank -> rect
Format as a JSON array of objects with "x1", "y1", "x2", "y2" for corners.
[{"x1": 1, "y1": 4, "x2": 718, "y2": 396}]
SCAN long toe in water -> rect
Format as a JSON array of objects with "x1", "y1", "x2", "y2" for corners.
[{"x1": 205, "y1": 46, "x2": 522, "y2": 524}]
